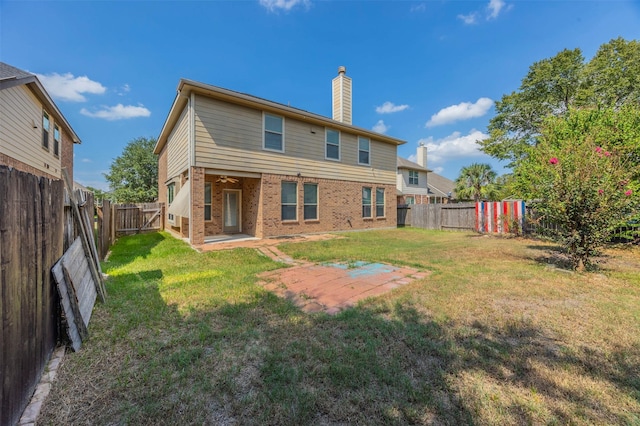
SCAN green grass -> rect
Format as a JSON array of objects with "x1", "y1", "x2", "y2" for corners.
[{"x1": 40, "y1": 229, "x2": 640, "y2": 425}]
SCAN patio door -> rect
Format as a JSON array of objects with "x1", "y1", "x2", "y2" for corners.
[{"x1": 223, "y1": 190, "x2": 241, "y2": 234}]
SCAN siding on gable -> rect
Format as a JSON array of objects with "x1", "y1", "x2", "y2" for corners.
[
  {"x1": 0, "y1": 85, "x2": 61, "y2": 177},
  {"x1": 166, "y1": 104, "x2": 190, "y2": 179},
  {"x1": 193, "y1": 94, "x2": 396, "y2": 185},
  {"x1": 397, "y1": 168, "x2": 430, "y2": 196}
]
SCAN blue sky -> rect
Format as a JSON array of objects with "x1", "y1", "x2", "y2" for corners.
[{"x1": 2, "y1": 0, "x2": 639, "y2": 190}]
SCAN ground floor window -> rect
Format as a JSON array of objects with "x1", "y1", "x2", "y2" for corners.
[
  {"x1": 362, "y1": 187, "x2": 372, "y2": 218},
  {"x1": 303, "y1": 183, "x2": 318, "y2": 220},
  {"x1": 282, "y1": 181, "x2": 297, "y2": 220},
  {"x1": 204, "y1": 182, "x2": 212, "y2": 221},
  {"x1": 376, "y1": 188, "x2": 385, "y2": 217},
  {"x1": 406, "y1": 196, "x2": 414, "y2": 205}
]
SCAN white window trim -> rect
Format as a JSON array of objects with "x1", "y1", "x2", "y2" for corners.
[
  {"x1": 358, "y1": 136, "x2": 370, "y2": 166},
  {"x1": 281, "y1": 181, "x2": 298, "y2": 222},
  {"x1": 263, "y1": 112, "x2": 285, "y2": 153},
  {"x1": 303, "y1": 183, "x2": 318, "y2": 221},
  {"x1": 362, "y1": 186, "x2": 372, "y2": 219},
  {"x1": 409, "y1": 170, "x2": 419, "y2": 186},
  {"x1": 325, "y1": 128, "x2": 341, "y2": 161},
  {"x1": 204, "y1": 182, "x2": 212, "y2": 221},
  {"x1": 376, "y1": 187, "x2": 385, "y2": 218}
]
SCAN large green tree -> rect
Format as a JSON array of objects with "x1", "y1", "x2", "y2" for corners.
[
  {"x1": 514, "y1": 107, "x2": 639, "y2": 270},
  {"x1": 104, "y1": 137, "x2": 158, "y2": 203},
  {"x1": 480, "y1": 38, "x2": 640, "y2": 165},
  {"x1": 454, "y1": 163, "x2": 498, "y2": 201}
]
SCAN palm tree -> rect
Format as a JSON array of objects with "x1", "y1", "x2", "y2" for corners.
[{"x1": 454, "y1": 163, "x2": 498, "y2": 201}]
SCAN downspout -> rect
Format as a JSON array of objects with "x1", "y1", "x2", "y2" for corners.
[{"x1": 188, "y1": 92, "x2": 195, "y2": 244}]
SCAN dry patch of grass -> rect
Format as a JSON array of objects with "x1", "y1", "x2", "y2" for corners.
[{"x1": 39, "y1": 229, "x2": 640, "y2": 425}]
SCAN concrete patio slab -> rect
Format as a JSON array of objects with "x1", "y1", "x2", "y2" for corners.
[{"x1": 257, "y1": 261, "x2": 429, "y2": 315}]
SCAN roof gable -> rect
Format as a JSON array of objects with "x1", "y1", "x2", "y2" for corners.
[
  {"x1": 0, "y1": 62, "x2": 81, "y2": 144},
  {"x1": 155, "y1": 78, "x2": 406, "y2": 154}
]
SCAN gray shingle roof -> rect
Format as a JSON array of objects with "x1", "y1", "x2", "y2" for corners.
[
  {"x1": 397, "y1": 157, "x2": 430, "y2": 171},
  {"x1": 427, "y1": 173, "x2": 456, "y2": 198},
  {"x1": 0, "y1": 62, "x2": 34, "y2": 81}
]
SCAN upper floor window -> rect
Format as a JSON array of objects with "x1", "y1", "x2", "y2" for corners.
[
  {"x1": 264, "y1": 113, "x2": 284, "y2": 152},
  {"x1": 362, "y1": 187, "x2": 372, "y2": 218},
  {"x1": 376, "y1": 188, "x2": 385, "y2": 217},
  {"x1": 281, "y1": 181, "x2": 297, "y2": 221},
  {"x1": 326, "y1": 129, "x2": 340, "y2": 161},
  {"x1": 358, "y1": 137, "x2": 370, "y2": 165},
  {"x1": 42, "y1": 111, "x2": 50, "y2": 150},
  {"x1": 303, "y1": 183, "x2": 318, "y2": 220},
  {"x1": 167, "y1": 183, "x2": 175, "y2": 204},
  {"x1": 409, "y1": 170, "x2": 419, "y2": 185},
  {"x1": 53, "y1": 125, "x2": 60, "y2": 157}
]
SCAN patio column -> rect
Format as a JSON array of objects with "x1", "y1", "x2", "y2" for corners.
[{"x1": 190, "y1": 166, "x2": 205, "y2": 245}]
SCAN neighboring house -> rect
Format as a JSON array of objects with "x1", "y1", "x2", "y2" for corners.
[
  {"x1": 155, "y1": 67, "x2": 405, "y2": 245},
  {"x1": 0, "y1": 62, "x2": 80, "y2": 182},
  {"x1": 397, "y1": 143, "x2": 455, "y2": 204},
  {"x1": 397, "y1": 143, "x2": 431, "y2": 205},
  {"x1": 426, "y1": 172, "x2": 456, "y2": 204}
]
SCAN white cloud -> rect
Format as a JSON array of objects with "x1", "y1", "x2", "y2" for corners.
[
  {"x1": 36, "y1": 72, "x2": 106, "y2": 102},
  {"x1": 426, "y1": 97, "x2": 493, "y2": 127},
  {"x1": 118, "y1": 84, "x2": 131, "y2": 96},
  {"x1": 259, "y1": 0, "x2": 310, "y2": 12},
  {"x1": 372, "y1": 120, "x2": 390, "y2": 134},
  {"x1": 375, "y1": 101, "x2": 409, "y2": 114},
  {"x1": 81, "y1": 158, "x2": 92, "y2": 163},
  {"x1": 80, "y1": 104, "x2": 151, "y2": 121},
  {"x1": 418, "y1": 129, "x2": 489, "y2": 163},
  {"x1": 410, "y1": 3, "x2": 426, "y2": 13},
  {"x1": 457, "y1": 13, "x2": 478, "y2": 24},
  {"x1": 487, "y1": 0, "x2": 506, "y2": 19}
]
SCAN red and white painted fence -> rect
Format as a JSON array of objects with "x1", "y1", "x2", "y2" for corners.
[{"x1": 475, "y1": 200, "x2": 526, "y2": 234}]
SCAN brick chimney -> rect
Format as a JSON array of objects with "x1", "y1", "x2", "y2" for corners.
[
  {"x1": 332, "y1": 66, "x2": 352, "y2": 124},
  {"x1": 417, "y1": 142, "x2": 427, "y2": 168}
]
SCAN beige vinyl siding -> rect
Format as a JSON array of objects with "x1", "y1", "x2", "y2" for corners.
[
  {"x1": 0, "y1": 85, "x2": 61, "y2": 177},
  {"x1": 397, "y1": 168, "x2": 430, "y2": 196},
  {"x1": 166, "y1": 105, "x2": 189, "y2": 179},
  {"x1": 193, "y1": 95, "x2": 396, "y2": 184}
]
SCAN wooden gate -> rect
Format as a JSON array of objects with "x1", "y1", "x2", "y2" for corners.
[{"x1": 113, "y1": 203, "x2": 164, "y2": 236}]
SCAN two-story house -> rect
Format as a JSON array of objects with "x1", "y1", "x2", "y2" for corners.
[
  {"x1": 397, "y1": 143, "x2": 456, "y2": 204},
  {"x1": 155, "y1": 68, "x2": 406, "y2": 245},
  {"x1": 0, "y1": 62, "x2": 80, "y2": 182}
]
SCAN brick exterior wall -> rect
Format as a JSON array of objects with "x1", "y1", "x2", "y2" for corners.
[
  {"x1": 190, "y1": 167, "x2": 205, "y2": 245},
  {"x1": 61, "y1": 129, "x2": 74, "y2": 183},
  {"x1": 157, "y1": 147, "x2": 167, "y2": 208},
  {"x1": 259, "y1": 173, "x2": 396, "y2": 238},
  {"x1": 0, "y1": 153, "x2": 58, "y2": 180},
  {"x1": 397, "y1": 194, "x2": 431, "y2": 205},
  {"x1": 187, "y1": 172, "x2": 396, "y2": 241}
]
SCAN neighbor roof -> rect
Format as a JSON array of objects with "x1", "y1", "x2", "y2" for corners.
[
  {"x1": 397, "y1": 157, "x2": 430, "y2": 172},
  {"x1": 0, "y1": 62, "x2": 81, "y2": 144},
  {"x1": 427, "y1": 172, "x2": 456, "y2": 198},
  {"x1": 155, "y1": 78, "x2": 406, "y2": 154}
]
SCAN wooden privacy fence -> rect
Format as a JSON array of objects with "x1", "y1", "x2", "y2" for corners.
[
  {"x1": 95, "y1": 202, "x2": 164, "y2": 258},
  {"x1": 0, "y1": 167, "x2": 63, "y2": 426},
  {"x1": 407, "y1": 203, "x2": 477, "y2": 231}
]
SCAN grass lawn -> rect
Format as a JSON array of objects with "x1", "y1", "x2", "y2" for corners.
[{"x1": 40, "y1": 228, "x2": 640, "y2": 425}]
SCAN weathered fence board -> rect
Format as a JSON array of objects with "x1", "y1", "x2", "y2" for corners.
[
  {"x1": 113, "y1": 202, "x2": 163, "y2": 236},
  {"x1": 408, "y1": 203, "x2": 477, "y2": 231},
  {"x1": 0, "y1": 167, "x2": 63, "y2": 426}
]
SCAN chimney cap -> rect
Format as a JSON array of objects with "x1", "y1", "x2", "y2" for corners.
[{"x1": 338, "y1": 66, "x2": 346, "y2": 75}]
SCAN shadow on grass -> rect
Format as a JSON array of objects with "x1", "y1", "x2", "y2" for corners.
[{"x1": 43, "y1": 233, "x2": 640, "y2": 425}]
